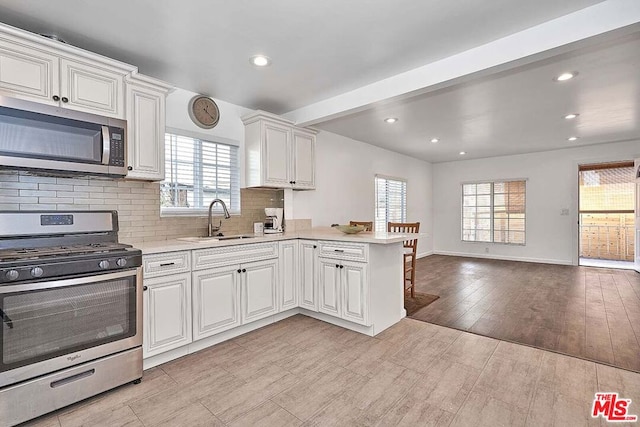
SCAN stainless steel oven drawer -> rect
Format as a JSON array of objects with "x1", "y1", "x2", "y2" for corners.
[{"x1": 0, "y1": 347, "x2": 142, "y2": 427}]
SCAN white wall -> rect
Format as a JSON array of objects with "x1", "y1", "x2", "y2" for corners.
[
  {"x1": 293, "y1": 131, "x2": 433, "y2": 256},
  {"x1": 165, "y1": 88, "x2": 253, "y2": 186},
  {"x1": 433, "y1": 140, "x2": 640, "y2": 265}
]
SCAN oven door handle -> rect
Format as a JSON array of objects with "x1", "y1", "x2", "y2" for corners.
[{"x1": 0, "y1": 269, "x2": 138, "y2": 294}]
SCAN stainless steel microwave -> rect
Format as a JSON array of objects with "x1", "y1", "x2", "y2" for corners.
[{"x1": 0, "y1": 96, "x2": 127, "y2": 177}]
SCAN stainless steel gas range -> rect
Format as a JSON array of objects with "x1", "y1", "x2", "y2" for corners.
[{"x1": 0, "y1": 211, "x2": 143, "y2": 427}]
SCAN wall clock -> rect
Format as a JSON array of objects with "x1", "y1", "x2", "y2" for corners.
[{"x1": 188, "y1": 95, "x2": 220, "y2": 129}]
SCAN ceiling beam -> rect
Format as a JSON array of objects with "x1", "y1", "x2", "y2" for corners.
[{"x1": 284, "y1": 0, "x2": 640, "y2": 127}]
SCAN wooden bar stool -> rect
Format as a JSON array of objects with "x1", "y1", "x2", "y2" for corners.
[
  {"x1": 349, "y1": 220, "x2": 373, "y2": 231},
  {"x1": 387, "y1": 222, "x2": 420, "y2": 297}
]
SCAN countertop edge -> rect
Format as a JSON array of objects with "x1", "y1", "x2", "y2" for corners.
[{"x1": 131, "y1": 229, "x2": 425, "y2": 255}]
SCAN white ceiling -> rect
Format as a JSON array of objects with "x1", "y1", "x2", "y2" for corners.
[
  {"x1": 315, "y1": 32, "x2": 640, "y2": 162},
  {"x1": 0, "y1": 0, "x2": 603, "y2": 114},
  {"x1": 1, "y1": 0, "x2": 639, "y2": 163}
]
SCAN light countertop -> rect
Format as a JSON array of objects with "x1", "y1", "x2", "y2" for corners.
[{"x1": 130, "y1": 227, "x2": 424, "y2": 255}]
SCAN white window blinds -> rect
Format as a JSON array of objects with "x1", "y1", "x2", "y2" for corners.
[
  {"x1": 161, "y1": 133, "x2": 240, "y2": 214},
  {"x1": 462, "y1": 180, "x2": 526, "y2": 245},
  {"x1": 375, "y1": 176, "x2": 407, "y2": 232}
]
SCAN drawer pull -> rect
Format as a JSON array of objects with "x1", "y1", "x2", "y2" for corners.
[
  {"x1": 50, "y1": 369, "x2": 95, "y2": 388},
  {"x1": 333, "y1": 249, "x2": 345, "y2": 253},
  {"x1": 160, "y1": 262, "x2": 176, "y2": 267}
]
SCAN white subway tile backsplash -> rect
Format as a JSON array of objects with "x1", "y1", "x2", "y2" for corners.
[
  {"x1": 20, "y1": 204, "x2": 56, "y2": 210},
  {"x1": 38, "y1": 184, "x2": 74, "y2": 191},
  {"x1": 2, "y1": 182, "x2": 38, "y2": 189},
  {"x1": 20, "y1": 175, "x2": 56, "y2": 183},
  {"x1": 1, "y1": 171, "x2": 283, "y2": 243},
  {"x1": 55, "y1": 191, "x2": 89, "y2": 199},
  {"x1": 39, "y1": 197, "x2": 73, "y2": 204},
  {"x1": 19, "y1": 189, "x2": 57, "y2": 197},
  {"x1": 56, "y1": 178, "x2": 89, "y2": 186}
]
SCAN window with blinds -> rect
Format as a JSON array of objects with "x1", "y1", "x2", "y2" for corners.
[
  {"x1": 462, "y1": 180, "x2": 526, "y2": 245},
  {"x1": 161, "y1": 133, "x2": 240, "y2": 215},
  {"x1": 375, "y1": 176, "x2": 407, "y2": 232}
]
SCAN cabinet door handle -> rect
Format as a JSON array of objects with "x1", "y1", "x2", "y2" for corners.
[
  {"x1": 237, "y1": 269, "x2": 242, "y2": 273},
  {"x1": 160, "y1": 262, "x2": 175, "y2": 267},
  {"x1": 61, "y1": 97, "x2": 69, "y2": 103},
  {"x1": 143, "y1": 286, "x2": 148, "y2": 291},
  {"x1": 335, "y1": 264, "x2": 339, "y2": 268},
  {"x1": 242, "y1": 269, "x2": 247, "y2": 273},
  {"x1": 127, "y1": 166, "x2": 133, "y2": 171},
  {"x1": 313, "y1": 245, "x2": 317, "y2": 249},
  {"x1": 52, "y1": 95, "x2": 60, "y2": 101},
  {"x1": 339, "y1": 265, "x2": 344, "y2": 269},
  {"x1": 334, "y1": 249, "x2": 344, "y2": 253}
]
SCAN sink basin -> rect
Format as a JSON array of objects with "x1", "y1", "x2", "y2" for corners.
[
  {"x1": 176, "y1": 236, "x2": 220, "y2": 243},
  {"x1": 216, "y1": 235, "x2": 256, "y2": 240},
  {"x1": 177, "y1": 234, "x2": 256, "y2": 243}
]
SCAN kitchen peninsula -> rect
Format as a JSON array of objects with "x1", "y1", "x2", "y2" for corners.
[{"x1": 134, "y1": 227, "x2": 414, "y2": 369}]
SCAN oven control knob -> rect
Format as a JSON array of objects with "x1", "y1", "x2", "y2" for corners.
[
  {"x1": 31, "y1": 267, "x2": 44, "y2": 278},
  {"x1": 116, "y1": 258, "x2": 127, "y2": 267},
  {"x1": 5, "y1": 270, "x2": 19, "y2": 281},
  {"x1": 99, "y1": 260, "x2": 110, "y2": 270}
]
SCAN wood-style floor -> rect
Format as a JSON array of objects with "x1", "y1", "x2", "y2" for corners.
[
  {"x1": 21, "y1": 315, "x2": 640, "y2": 426},
  {"x1": 412, "y1": 255, "x2": 640, "y2": 372}
]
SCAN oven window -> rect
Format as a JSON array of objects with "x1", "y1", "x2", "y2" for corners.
[{"x1": 0, "y1": 276, "x2": 136, "y2": 372}]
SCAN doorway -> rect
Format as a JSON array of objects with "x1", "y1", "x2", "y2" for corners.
[{"x1": 578, "y1": 161, "x2": 635, "y2": 269}]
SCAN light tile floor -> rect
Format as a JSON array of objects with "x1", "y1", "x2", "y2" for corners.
[{"x1": 19, "y1": 315, "x2": 640, "y2": 427}]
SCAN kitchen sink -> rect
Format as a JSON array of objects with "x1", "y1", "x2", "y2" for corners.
[
  {"x1": 216, "y1": 235, "x2": 256, "y2": 240},
  {"x1": 177, "y1": 234, "x2": 256, "y2": 243}
]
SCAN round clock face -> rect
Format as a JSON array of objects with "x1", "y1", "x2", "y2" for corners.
[{"x1": 188, "y1": 96, "x2": 220, "y2": 129}]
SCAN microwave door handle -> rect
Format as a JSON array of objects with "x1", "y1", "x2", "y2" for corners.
[{"x1": 101, "y1": 125, "x2": 110, "y2": 165}]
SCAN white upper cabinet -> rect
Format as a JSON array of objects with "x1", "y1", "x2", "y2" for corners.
[
  {"x1": 243, "y1": 111, "x2": 317, "y2": 190},
  {"x1": 264, "y1": 121, "x2": 292, "y2": 187},
  {"x1": 0, "y1": 24, "x2": 135, "y2": 119},
  {"x1": 0, "y1": 39, "x2": 59, "y2": 105},
  {"x1": 125, "y1": 75, "x2": 171, "y2": 181},
  {"x1": 60, "y1": 58, "x2": 125, "y2": 117}
]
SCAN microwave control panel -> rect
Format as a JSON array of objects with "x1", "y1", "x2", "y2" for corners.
[{"x1": 109, "y1": 128, "x2": 125, "y2": 167}]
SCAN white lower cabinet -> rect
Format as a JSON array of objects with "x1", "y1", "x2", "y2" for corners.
[
  {"x1": 143, "y1": 272, "x2": 192, "y2": 358},
  {"x1": 318, "y1": 256, "x2": 369, "y2": 326},
  {"x1": 242, "y1": 259, "x2": 279, "y2": 323},
  {"x1": 279, "y1": 241, "x2": 298, "y2": 311},
  {"x1": 318, "y1": 257, "x2": 341, "y2": 316},
  {"x1": 192, "y1": 265, "x2": 241, "y2": 340},
  {"x1": 298, "y1": 240, "x2": 318, "y2": 311},
  {"x1": 341, "y1": 260, "x2": 368, "y2": 325}
]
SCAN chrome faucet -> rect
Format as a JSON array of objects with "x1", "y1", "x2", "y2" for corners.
[{"x1": 207, "y1": 198, "x2": 231, "y2": 237}]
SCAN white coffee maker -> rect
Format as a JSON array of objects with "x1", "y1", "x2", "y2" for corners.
[{"x1": 264, "y1": 208, "x2": 283, "y2": 234}]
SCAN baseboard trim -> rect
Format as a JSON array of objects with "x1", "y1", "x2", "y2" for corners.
[
  {"x1": 432, "y1": 250, "x2": 573, "y2": 266},
  {"x1": 417, "y1": 251, "x2": 433, "y2": 259}
]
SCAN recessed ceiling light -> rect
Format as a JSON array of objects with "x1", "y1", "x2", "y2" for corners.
[
  {"x1": 555, "y1": 72, "x2": 577, "y2": 81},
  {"x1": 430, "y1": 138, "x2": 439, "y2": 143},
  {"x1": 564, "y1": 113, "x2": 579, "y2": 119},
  {"x1": 459, "y1": 151, "x2": 466, "y2": 155},
  {"x1": 250, "y1": 55, "x2": 271, "y2": 67},
  {"x1": 384, "y1": 118, "x2": 398, "y2": 124},
  {"x1": 567, "y1": 136, "x2": 579, "y2": 141}
]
